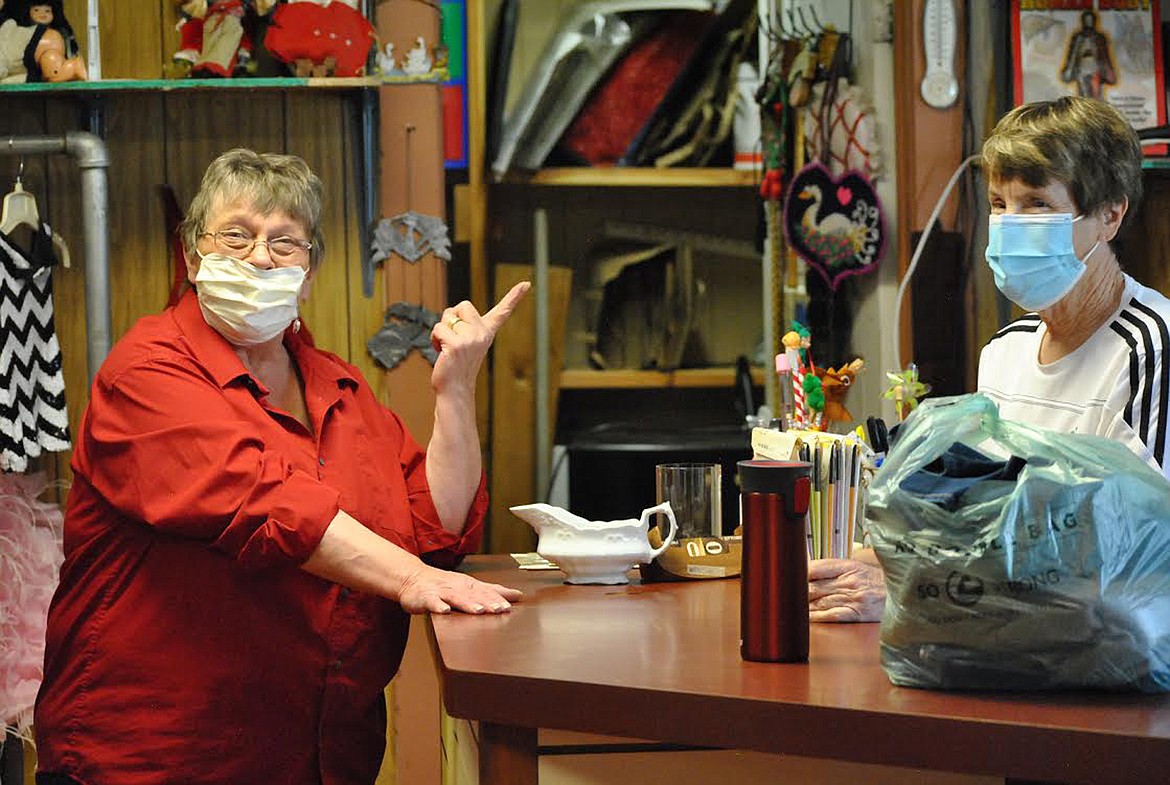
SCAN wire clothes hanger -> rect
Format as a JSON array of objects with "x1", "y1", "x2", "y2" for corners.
[
  {"x1": 1, "y1": 157, "x2": 40, "y2": 235},
  {"x1": 803, "y1": 5, "x2": 827, "y2": 35},
  {"x1": 0, "y1": 151, "x2": 71, "y2": 268},
  {"x1": 770, "y1": 8, "x2": 795, "y2": 42},
  {"x1": 794, "y1": 7, "x2": 814, "y2": 37}
]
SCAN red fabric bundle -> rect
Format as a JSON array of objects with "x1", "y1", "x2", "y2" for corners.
[
  {"x1": 560, "y1": 12, "x2": 710, "y2": 166},
  {"x1": 265, "y1": 1, "x2": 375, "y2": 77}
]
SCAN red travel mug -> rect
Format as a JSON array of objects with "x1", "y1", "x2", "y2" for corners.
[{"x1": 738, "y1": 460, "x2": 812, "y2": 663}]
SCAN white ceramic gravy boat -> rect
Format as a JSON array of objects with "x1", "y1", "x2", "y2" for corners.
[{"x1": 510, "y1": 502, "x2": 678, "y2": 585}]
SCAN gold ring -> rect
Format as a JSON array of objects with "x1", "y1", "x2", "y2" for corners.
[{"x1": 448, "y1": 316, "x2": 463, "y2": 330}]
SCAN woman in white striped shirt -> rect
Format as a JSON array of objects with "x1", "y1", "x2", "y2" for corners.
[{"x1": 809, "y1": 95, "x2": 1170, "y2": 622}]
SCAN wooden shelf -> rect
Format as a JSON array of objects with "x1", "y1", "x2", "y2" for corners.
[
  {"x1": 510, "y1": 167, "x2": 759, "y2": 188},
  {"x1": 0, "y1": 72, "x2": 450, "y2": 94},
  {"x1": 559, "y1": 366, "x2": 766, "y2": 390}
]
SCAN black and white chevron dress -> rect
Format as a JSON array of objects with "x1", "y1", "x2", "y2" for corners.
[{"x1": 0, "y1": 222, "x2": 70, "y2": 472}]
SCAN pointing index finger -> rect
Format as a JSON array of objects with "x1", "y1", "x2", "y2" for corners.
[{"x1": 482, "y1": 281, "x2": 531, "y2": 333}]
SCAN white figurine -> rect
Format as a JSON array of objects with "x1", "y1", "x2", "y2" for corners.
[
  {"x1": 376, "y1": 41, "x2": 397, "y2": 75},
  {"x1": 402, "y1": 35, "x2": 432, "y2": 76}
]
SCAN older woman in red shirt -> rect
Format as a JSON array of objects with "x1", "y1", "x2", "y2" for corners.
[{"x1": 34, "y1": 148, "x2": 526, "y2": 785}]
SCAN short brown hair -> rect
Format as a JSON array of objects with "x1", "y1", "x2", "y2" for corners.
[
  {"x1": 981, "y1": 96, "x2": 1143, "y2": 221},
  {"x1": 181, "y1": 148, "x2": 325, "y2": 266}
]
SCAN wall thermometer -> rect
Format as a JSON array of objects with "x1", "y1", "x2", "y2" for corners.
[{"x1": 921, "y1": 0, "x2": 959, "y2": 109}]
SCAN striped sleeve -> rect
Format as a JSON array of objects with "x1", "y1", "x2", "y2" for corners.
[
  {"x1": 1109, "y1": 297, "x2": 1170, "y2": 471},
  {"x1": 986, "y1": 314, "x2": 1043, "y2": 345}
]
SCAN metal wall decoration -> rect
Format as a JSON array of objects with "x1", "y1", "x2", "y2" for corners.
[
  {"x1": 367, "y1": 301, "x2": 441, "y2": 369},
  {"x1": 364, "y1": 122, "x2": 451, "y2": 296},
  {"x1": 369, "y1": 211, "x2": 451, "y2": 265}
]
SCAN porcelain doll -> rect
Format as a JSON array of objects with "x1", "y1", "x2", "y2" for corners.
[{"x1": 0, "y1": 1, "x2": 86, "y2": 83}]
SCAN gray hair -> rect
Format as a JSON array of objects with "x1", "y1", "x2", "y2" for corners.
[
  {"x1": 181, "y1": 148, "x2": 325, "y2": 266},
  {"x1": 981, "y1": 96, "x2": 1143, "y2": 225}
]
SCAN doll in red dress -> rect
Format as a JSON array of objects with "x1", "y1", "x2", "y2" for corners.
[{"x1": 170, "y1": 0, "x2": 277, "y2": 78}]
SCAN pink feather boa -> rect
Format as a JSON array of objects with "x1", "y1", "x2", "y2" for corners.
[{"x1": 0, "y1": 472, "x2": 63, "y2": 735}]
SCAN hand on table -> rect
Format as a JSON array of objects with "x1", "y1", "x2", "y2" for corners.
[
  {"x1": 431, "y1": 281, "x2": 531, "y2": 395},
  {"x1": 808, "y1": 558, "x2": 886, "y2": 623},
  {"x1": 398, "y1": 563, "x2": 523, "y2": 615}
]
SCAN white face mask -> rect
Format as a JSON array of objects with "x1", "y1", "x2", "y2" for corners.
[{"x1": 194, "y1": 252, "x2": 306, "y2": 346}]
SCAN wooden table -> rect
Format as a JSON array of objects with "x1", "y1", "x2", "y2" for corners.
[{"x1": 429, "y1": 556, "x2": 1170, "y2": 785}]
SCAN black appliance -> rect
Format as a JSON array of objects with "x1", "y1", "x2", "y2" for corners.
[{"x1": 566, "y1": 425, "x2": 752, "y2": 535}]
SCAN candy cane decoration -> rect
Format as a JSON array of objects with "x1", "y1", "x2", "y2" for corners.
[{"x1": 787, "y1": 348, "x2": 806, "y2": 427}]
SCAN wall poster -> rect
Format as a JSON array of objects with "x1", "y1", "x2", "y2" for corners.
[{"x1": 1012, "y1": 1, "x2": 1165, "y2": 137}]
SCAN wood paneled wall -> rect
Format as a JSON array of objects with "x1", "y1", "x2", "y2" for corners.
[
  {"x1": 2, "y1": 89, "x2": 386, "y2": 485},
  {"x1": 59, "y1": 0, "x2": 176, "y2": 81},
  {"x1": 2, "y1": 0, "x2": 390, "y2": 489}
]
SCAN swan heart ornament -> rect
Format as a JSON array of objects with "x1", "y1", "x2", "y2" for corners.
[{"x1": 783, "y1": 161, "x2": 885, "y2": 291}]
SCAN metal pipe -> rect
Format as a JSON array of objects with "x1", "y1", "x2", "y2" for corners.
[
  {"x1": 759, "y1": 0, "x2": 777, "y2": 413},
  {"x1": 3, "y1": 132, "x2": 111, "y2": 382},
  {"x1": 69, "y1": 132, "x2": 111, "y2": 382},
  {"x1": 358, "y1": 89, "x2": 379, "y2": 296},
  {"x1": 86, "y1": 0, "x2": 101, "y2": 80},
  {"x1": 533, "y1": 208, "x2": 550, "y2": 501}
]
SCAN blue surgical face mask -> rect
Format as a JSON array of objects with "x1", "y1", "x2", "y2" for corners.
[{"x1": 985, "y1": 213, "x2": 1100, "y2": 311}]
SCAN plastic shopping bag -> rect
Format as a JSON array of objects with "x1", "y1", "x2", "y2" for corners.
[{"x1": 867, "y1": 393, "x2": 1170, "y2": 692}]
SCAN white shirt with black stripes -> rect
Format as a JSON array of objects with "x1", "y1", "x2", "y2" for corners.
[{"x1": 977, "y1": 274, "x2": 1170, "y2": 482}]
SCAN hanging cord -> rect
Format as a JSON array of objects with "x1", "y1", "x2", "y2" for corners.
[
  {"x1": 892, "y1": 154, "x2": 981, "y2": 372},
  {"x1": 891, "y1": 137, "x2": 1170, "y2": 374}
]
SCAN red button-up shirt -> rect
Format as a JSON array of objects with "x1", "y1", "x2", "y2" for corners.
[{"x1": 35, "y1": 291, "x2": 485, "y2": 785}]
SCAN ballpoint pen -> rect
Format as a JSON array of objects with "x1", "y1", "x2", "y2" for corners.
[
  {"x1": 811, "y1": 444, "x2": 821, "y2": 559},
  {"x1": 847, "y1": 442, "x2": 860, "y2": 556},
  {"x1": 827, "y1": 441, "x2": 839, "y2": 558}
]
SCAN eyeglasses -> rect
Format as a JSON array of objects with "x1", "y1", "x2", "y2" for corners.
[{"x1": 201, "y1": 229, "x2": 312, "y2": 264}]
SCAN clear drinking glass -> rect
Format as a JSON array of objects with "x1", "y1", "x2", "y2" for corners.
[{"x1": 655, "y1": 463, "x2": 722, "y2": 539}]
